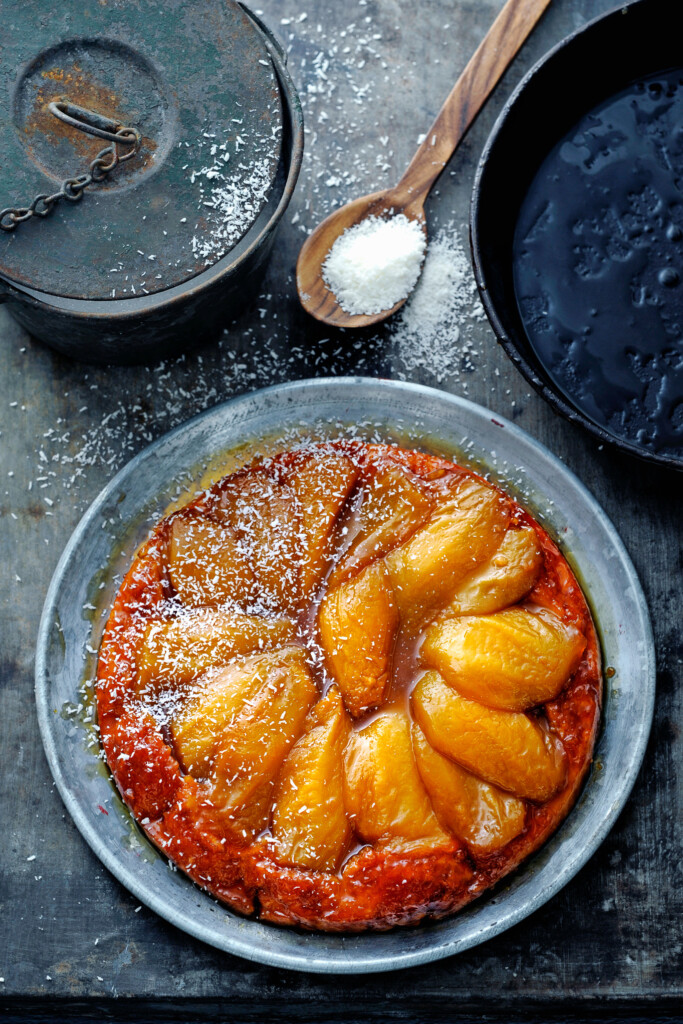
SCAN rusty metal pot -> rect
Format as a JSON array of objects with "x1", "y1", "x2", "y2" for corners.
[{"x1": 0, "y1": 0, "x2": 303, "y2": 364}]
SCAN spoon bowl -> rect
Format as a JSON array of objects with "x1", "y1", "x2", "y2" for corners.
[
  {"x1": 296, "y1": 0, "x2": 553, "y2": 329},
  {"x1": 296, "y1": 190, "x2": 427, "y2": 328}
]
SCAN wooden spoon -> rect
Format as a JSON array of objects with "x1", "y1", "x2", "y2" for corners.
[{"x1": 296, "y1": 0, "x2": 552, "y2": 328}]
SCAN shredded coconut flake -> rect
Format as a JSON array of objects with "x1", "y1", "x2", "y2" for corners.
[
  {"x1": 390, "y1": 227, "x2": 485, "y2": 383},
  {"x1": 322, "y1": 214, "x2": 426, "y2": 315},
  {"x1": 190, "y1": 155, "x2": 276, "y2": 265}
]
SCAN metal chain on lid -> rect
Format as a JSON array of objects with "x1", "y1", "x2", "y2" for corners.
[{"x1": 1, "y1": 99, "x2": 141, "y2": 232}]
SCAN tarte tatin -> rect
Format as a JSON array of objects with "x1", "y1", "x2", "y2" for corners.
[{"x1": 96, "y1": 441, "x2": 601, "y2": 931}]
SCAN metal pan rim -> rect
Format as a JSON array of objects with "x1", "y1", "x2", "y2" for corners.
[{"x1": 35, "y1": 377, "x2": 655, "y2": 973}]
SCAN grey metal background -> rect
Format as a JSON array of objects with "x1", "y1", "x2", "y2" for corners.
[{"x1": 2, "y1": 0, "x2": 680, "y2": 1014}]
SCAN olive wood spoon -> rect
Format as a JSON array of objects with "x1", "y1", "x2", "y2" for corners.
[{"x1": 296, "y1": 0, "x2": 552, "y2": 328}]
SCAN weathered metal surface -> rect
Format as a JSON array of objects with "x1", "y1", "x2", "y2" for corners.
[
  {"x1": 0, "y1": 0, "x2": 681, "y2": 1017},
  {"x1": 0, "y1": 0, "x2": 283, "y2": 298},
  {"x1": 0, "y1": 3, "x2": 303, "y2": 364},
  {"x1": 1, "y1": 104, "x2": 141, "y2": 234}
]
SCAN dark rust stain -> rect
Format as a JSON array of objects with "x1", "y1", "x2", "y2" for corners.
[{"x1": 23, "y1": 66, "x2": 156, "y2": 175}]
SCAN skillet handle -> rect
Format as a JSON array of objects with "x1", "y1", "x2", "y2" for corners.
[{"x1": 396, "y1": 0, "x2": 552, "y2": 215}]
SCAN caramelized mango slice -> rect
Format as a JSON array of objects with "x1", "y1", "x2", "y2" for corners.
[
  {"x1": 412, "y1": 671, "x2": 567, "y2": 802},
  {"x1": 171, "y1": 645, "x2": 316, "y2": 782},
  {"x1": 218, "y1": 468, "x2": 303, "y2": 611},
  {"x1": 137, "y1": 609, "x2": 296, "y2": 691},
  {"x1": 271, "y1": 687, "x2": 353, "y2": 871},
  {"x1": 384, "y1": 475, "x2": 510, "y2": 625},
  {"x1": 283, "y1": 451, "x2": 359, "y2": 599},
  {"x1": 441, "y1": 525, "x2": 543, "y2": 617},
  {"x1": 412, "y1": 723, "x2": 526, "y2": 852},
  {"x1": 330, "y1": 462, "x2": 433, "y2": 586},
  {"x1": 423, "y1": 607, "x2": 585, "y2": 711},
  {"x1": 343, "y1": 711, "x2": 449, "y2": 845},
  {"x1": 172, "y1": 654, "x2": 267, "y2": 777},
  {"x1": 168, "y1": 513, "x2": 255, "y2": 608},
  {"x1": 210, "y1": 647, "x2": 317, "y2": 828},
  {"x1": 319, "y1": 561, "x2": 399, "y2": 717}
]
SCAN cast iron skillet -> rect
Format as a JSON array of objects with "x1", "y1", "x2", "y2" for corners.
[{"x1": 470, "y1": 0, "x2": 683, "y2": 472}]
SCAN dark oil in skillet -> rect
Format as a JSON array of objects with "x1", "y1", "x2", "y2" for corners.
[{"x1": 513, "y1": 68, "x2": 683, "y2": 456}]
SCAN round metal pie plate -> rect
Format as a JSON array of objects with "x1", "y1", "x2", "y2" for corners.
[{"x1": 35, "y1": 377, "x2": 655, "y2": 974}]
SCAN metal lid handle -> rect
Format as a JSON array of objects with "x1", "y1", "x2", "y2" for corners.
[
  {"x1": 1, "y1": 100, "x2": 141, "y2": 232},
  {"x1": 48, "y1": 99, "x2": 136, "y2": 145}
]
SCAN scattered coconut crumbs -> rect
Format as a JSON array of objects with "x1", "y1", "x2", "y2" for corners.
[{"x1": 389, "y1": 227, "x2": 486, "y2": 383}]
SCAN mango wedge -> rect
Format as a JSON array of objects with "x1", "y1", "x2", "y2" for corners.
[
  {"x1": 319, "y1": 561, "x2": 399, "y2": 717},
  {"x1": 441, "y1": 525, "x2": 542, "y2": 617},
  {"x1": 272, "y1": 687, "x2": 353, "y2": 872},
  {"x1": 172, "y1": 652, "x2": 273, "y2": 777},
  {"x1": 343, "y1": 711, "x2": 449, "y2": 845},
  {"x1": 171, "y1": 647, "x2": 317, "y2": 835},
  {"x1": 210, "y1": 647, "x2": 317, "y2": 821},
  {"x1": 412, "y1": 671, "x2": 567, "y2": 802},
  {"x1": 283, "y1": 451, "x2": 358, "y2": 599},
  {"x1": 384, "y1": 475, "x2": 510, "y2": 625},
  {"x1": 168, "y1": 513, "x2": 255, "y2": 608},
  {"x1": 423, "y1": 607, "x2": 585, "y2": 711},
  {"x1": 218, "y1": 468, "x2": 304, "y2": 611},
  {"x1": 412, "y1": 723, "x2": 526, "y2": 852},
  {"x1": 137, "y1": 609, "x2": 296, "y2": 691},
  {"x1": 329, "y1": 462, "x2": 433, "y2": 586}
]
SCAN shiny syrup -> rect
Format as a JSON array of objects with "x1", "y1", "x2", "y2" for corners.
[{"x1": 513, "y1": 69, "x2": 683, "y2": 455}]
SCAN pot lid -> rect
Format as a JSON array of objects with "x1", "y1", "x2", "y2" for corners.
[{"x1": 0, "y1": 0, "x2": 283, "y2": 300}]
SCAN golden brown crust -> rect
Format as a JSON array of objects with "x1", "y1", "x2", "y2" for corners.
[{"x1": 96, "y1": 441, "x2": 602, "y2": 931}]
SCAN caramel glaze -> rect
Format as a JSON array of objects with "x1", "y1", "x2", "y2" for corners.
[{"x1": 96, "y1": 442, "x2": 601, "y2": 931}]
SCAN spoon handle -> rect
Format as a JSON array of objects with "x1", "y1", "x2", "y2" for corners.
[{"x1": 395, "y1": 0, "x2": 552, "y2": 213}]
